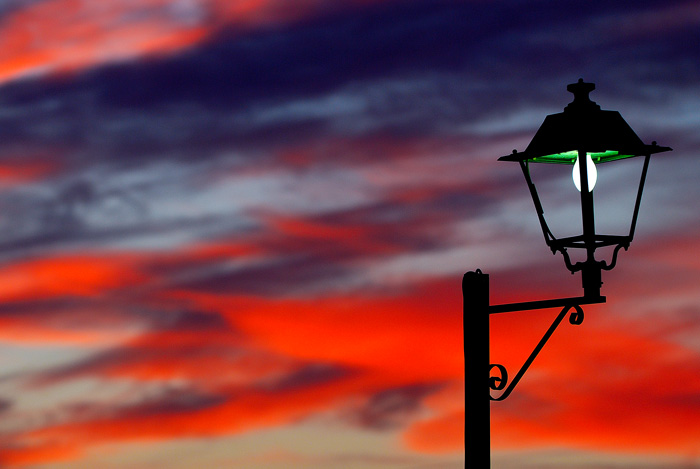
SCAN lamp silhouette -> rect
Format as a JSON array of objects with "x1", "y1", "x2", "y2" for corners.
[
  {"x1": 464, "y1": 79, "x2": 672, "y2": 468},
  {"x1": 497, "y1": 78, "x2": 671, "y2": 298}
]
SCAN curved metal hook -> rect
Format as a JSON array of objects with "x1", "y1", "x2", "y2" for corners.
[
  {"x1": 489, "y1": 364, "x2": 508, "y2": 391},
  {"x1": 569, "y1": 304, "x2": 584, "y2": 325},
  {"x1": 601, "y1": 243, "x2": 629, "y2": 271},
  {"x1": 556, "y1": 247, "x2": 581, "y2": 274}
]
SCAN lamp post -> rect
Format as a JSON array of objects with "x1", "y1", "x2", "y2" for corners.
[{"x1": 464, "y1": 79, "x2": 671, "y2": 468}]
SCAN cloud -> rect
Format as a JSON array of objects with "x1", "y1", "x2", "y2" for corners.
[
  {"x1": 0, "y1": 275, "x2": 464, "y2": 464},
  {"x1": 0, "y1": 254, "x2": 145, "y2": 302},
  {"x1": 0, "y1": 1, "x2": 698, "y2": 467},
  {"x1": 347, "y1": 383, "x2": 442, "y2": 430},
  {"x1": 0, "y1": 0, "x2": 409, "y2": 85}
]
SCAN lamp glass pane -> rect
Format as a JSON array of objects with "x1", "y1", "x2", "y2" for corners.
[
  {"x1": 524, "y1": 155, "x2": 646, "y2": 261},
  {"x1": 529, "y1": 150, "x2": 637, "y2": 164}
]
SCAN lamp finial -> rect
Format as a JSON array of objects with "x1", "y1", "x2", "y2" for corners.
[{"x1": 565, "y1": 79, "x2": 600, "y2": 112}]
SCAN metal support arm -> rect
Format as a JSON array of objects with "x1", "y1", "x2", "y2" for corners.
[
  {"x1": 463, "y1": 270, "x2": 606, "y2": 468},
  {"x1": 489, "y1": 303, "x2": 586, "y2": 401},
  {"x1": 486, "y1": 293, "x2": 604, "y2": 401},
  {"x1": 488, "y1": 295, "x2": 605, "y2": 314}
]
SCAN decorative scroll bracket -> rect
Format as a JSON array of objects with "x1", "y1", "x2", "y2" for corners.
[{"x1": 488, "y1": 296, "x2": 603, "y2": 401}]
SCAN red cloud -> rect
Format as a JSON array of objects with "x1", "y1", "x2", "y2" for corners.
[
  {"x1": 0, "y1": 0, "x2": 398, "y2": 84},
  {"x1": 488, "y1": 307, "x2": 700, "y2": 455},
  {"x1": 3, "y1": 225, "x2": 700, "y2": 466},
  {"x1": 0, "y1": 315, "x2": 123, "y2": 345},
  {"x1": 0, "y1": 159, "x2": 58, "y2": 187},
  {"x1": 4, "y1": 264, "x2": 700, "y2": 466},
  {"x1": 217, "y1": 279, "x2": 463, "y2": 382},
  {"x1": 3, "y1": 277, "x2": 463, "y2": 465},
  {"x1": 0, "y1": 254, "x2": 145, "y2": 302}
]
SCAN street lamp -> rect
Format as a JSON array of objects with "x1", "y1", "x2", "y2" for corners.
[
  {"x1": 463, "y1": 79, "x2": 671, "y2": 468},
  {"x1": 498, "y1": 78, "x2": 671, "y2": 298}
]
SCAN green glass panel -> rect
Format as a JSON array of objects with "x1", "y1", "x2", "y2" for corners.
[{"x1": 530, "y1": 150, "x2": 637, "y2": 164}]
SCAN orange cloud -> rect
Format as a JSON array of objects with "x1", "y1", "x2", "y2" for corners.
[
  {"x1": 5, "y1": 266, "x2": 700, "y2": 466},
  {"x1": 489, "y1": 310, "x2": 700, "y2": 455},
  {"x1": 0, "y1": 240, "x2": 264, "y2": 347},
  {"x1": 3, "y1": 277, "x2": 463, "y2": 466},
  {"x1": 403, "y1": 381, "x2": 464, "y2": 452},
  {"x1": 403, "y1": 409, "x2": 464, "y2": 453},
  {"x1": 0, "y1": 254, "x2": 145, "y2": 302},
  {"x1": 9, "y1": 358, "x2": 424, "y2": 466},
  {"x1": 218, "y1": 279, "x2": 463, "y2": 382},
  {"x1": 0, "y1": 316, "x2": 124, "y2": 345},
  {"x1": 0, "y1": 441, "x2": 79, "y2": 468},
  {"x1": 3, "y1": 227, "x2": 698, "y2": 467}
]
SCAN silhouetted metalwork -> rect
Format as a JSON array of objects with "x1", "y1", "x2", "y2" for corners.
[
  {"x1": 498, "y1": 79, "x2": 671, "y2": 297},
  {"x1": 490, "y1": 303, "x2": 584, "y2": 402},
  {"x1": 464, "y1": 80, "x2": 672, "y2": 468}
]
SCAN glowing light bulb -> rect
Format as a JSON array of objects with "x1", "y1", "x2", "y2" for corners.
[{"x1": 572, "y1": 153, "x2": 597, "y2": 192}]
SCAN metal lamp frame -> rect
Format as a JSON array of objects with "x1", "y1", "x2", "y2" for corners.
[{"x1": 464, "y1": 80, "x2": 672, "y2": 468}]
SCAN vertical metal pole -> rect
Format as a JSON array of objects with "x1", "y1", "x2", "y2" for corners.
[
  {"x1": 578, "y1": 149, "x2": 601, "y2": 298},
  {"x1": 463, "y1": 270, "x2": 490, "y2": 468}
]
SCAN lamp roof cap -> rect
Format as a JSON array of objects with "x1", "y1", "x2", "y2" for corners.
[{"x1": 499, "y1": 80, "x2": 672, "y2": 164}]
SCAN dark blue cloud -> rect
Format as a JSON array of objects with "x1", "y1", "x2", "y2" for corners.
[
  {"x1": 259, "y1": 363, "x2": 350, "y2": 393},
  {"x1": 121, "y1": 386, "x2": 227, "y2": 417},
  {"x1": 350, "y1": 383, "x2": 443, "y2": 430},
  {"x1": 0, "y1": 0, "x2": 695, "y2": 164}
]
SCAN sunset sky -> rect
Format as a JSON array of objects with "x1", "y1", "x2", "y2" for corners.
[{"x1": 0, "y1": 1, "x2": 698, "y2": 468}]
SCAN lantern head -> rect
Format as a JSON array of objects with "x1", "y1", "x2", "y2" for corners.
[{"x1": 499, "y1": 79, "x2": 671, "y2": 297}]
